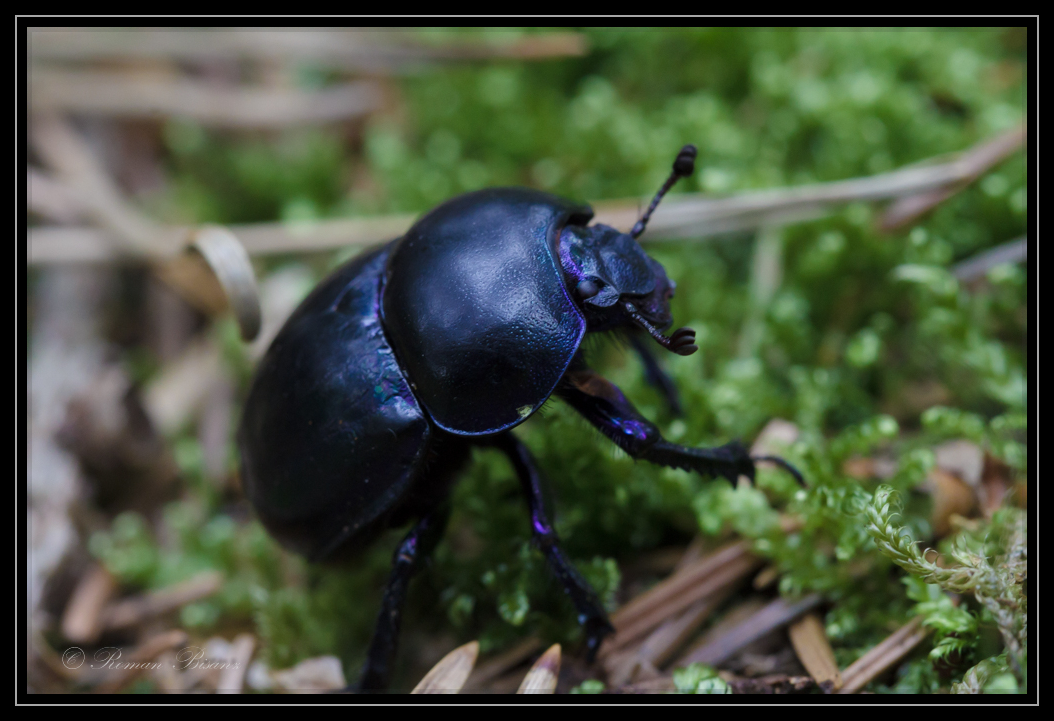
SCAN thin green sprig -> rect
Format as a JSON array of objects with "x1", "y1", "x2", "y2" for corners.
[{"x1": 865, "y1": 486, "x2": 1027, "y2": 687}]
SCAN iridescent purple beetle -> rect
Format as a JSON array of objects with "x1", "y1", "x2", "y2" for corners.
[{"x1": 238, "y1": 146, "x2": 802, "y2": 690}]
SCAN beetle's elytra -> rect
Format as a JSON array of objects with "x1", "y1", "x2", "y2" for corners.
[{"x1": 237, "y1": 146, "x2": 803, "y2": 691}]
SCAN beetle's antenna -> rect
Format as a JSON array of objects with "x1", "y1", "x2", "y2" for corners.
[{"x1": 630, "y1": 144, "x2": 697, "y2": 239}]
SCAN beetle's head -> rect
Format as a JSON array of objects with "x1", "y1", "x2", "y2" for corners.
[
  {"x1": 557, "y1": 143, "x2": 699, "y2": 356},
  {"x1": 558, "y1": 223, "x2": 697, "y2": 356}
]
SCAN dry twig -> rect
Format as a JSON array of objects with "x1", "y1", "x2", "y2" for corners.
[
  {"x1": 649, "y1": 123, "x2": 1026, "y2": 239},
  {"x1": 787, "y1": 612, "x2": 842, "y2": 691},
  {"x1": 216, "y1": 634, "x2": 256, "y2": 694},
  {"x1": 28, "y1": 168, "x2": 87, "y2": 223},
  {"x1": 951, "y1": 237, "x2": 1027, "y2": 283},
  {"x1": 61, "y1": 564, "x2": 117, "y2": 645},
  {"x1": 676, "y1": 594, "x2": 823, "y2": 668},
  {"x1": 30, "y1": 115, "x2": 261, "y2": 337},
  {"x1": 837, "y1": 617, "x2": 928, "y2": 693},
  {"x1": 31, "y1": 113, "x2": 180, "y2": 257},
  {"x1": 28, "y1": 125, "x2": 1025, "y2": 264},
  {"x1": 32, "y1": 69, "x2": 382, "y2": 128},
  {"x1": 604, "y1": 540, "x2": 761, "y2": 655},
  {"x1": 604, "y1": 584, "x2": 737, "y2": 687},
  {"x1": 877, "y1": 124, "x2": 1027, "y2": 231},
  {"x1": 100, "y1": 570, "x2": 224, "y2": 632},
  {"x1": 29, "y1": 29, "x2": 588, "y2": 67}
]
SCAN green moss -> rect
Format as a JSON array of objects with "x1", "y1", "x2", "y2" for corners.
[
  {"x1": 161, "y1": 125, "x2": 348, "y2": 225},
  {"x1": 674, "y1": 663, "x2": 731, "y2": 694},
  {"x1": 865, "y1": 488, "x2": 1027, "y2": 692},
  {"x1": 570, "y1": 679, "x2": 606, "y2": 694}
]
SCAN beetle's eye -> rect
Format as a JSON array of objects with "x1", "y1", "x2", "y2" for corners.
[{"x1": 576, "y1": 279, "x2": 600, "y2": 300}]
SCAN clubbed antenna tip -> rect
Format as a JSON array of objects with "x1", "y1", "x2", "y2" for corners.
[{"x1": 630, "y1": 144, "x2": 697, "y2": 239}]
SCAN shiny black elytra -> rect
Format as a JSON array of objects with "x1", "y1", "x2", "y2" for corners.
[{"x1": 237, "y1": 146, "x2": 802, "y2": 691}]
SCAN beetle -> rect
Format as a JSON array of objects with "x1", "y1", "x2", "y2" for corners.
[{"x1": 237, "y1": 146, "x2": 803, "y2": 690}]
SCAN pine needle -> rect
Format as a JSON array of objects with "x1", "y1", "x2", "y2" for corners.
[
  {"x1": 788, "y1": 613, "x2": 843, "y2": 691},
  {"x1": 838, "y1": 618, "x2": 928, "y2": 693},
  {"x1": 516, "y1": 644, "x2": 561, "y2": 694},
  {"x1": 411, "y1": 641, "x2": 479, "y2": 694}
]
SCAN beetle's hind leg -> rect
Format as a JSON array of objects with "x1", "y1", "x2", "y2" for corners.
[
  {"x1": 488, "y1": 432, "x2": 615, "y2": 662},
  {"x1": 356, "y1": 503, "x2": 450, "y2": 692}
]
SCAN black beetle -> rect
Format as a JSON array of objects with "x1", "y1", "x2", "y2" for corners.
[{"x1": 237, "y1": 146, "x2": 802, "y2": 690}]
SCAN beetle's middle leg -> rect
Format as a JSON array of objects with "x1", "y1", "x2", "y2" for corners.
[
  {"x1": 487, "y1": 432, "x2": 615, "y2": 661},
  {"x1": 556, "y1": 368, "x2": 804, "y2": 486},
  {"x1": 357, "y1": 502, "x2": 450, "y2": 692}
]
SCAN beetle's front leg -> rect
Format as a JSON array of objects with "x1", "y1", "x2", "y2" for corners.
[
  {"x1": 556, "y1": 368, "x2": 803, "y2": 486},
  {"x1": 629, "y1": 332, "x2": 683, "y2": 416},
  {"x1": 487, "y1": 432, "x2": 614, "y2": 661}
]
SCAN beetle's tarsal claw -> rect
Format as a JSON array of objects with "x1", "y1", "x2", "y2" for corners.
[
  {"x1": 752, "y1": 455, "x2": 807, "y2": 486},
  {"x1": 667, "y1": 326, "x2": 698, "y2": 356},
  {"x1": 583, "y1": 618, "x2": 615, "y2": 664},
  {"x1": 584, "y1": 637, "x2": 602, "y2": 664},
  {"x1": 626, "y1": 304, "x2": 697, "y2": 356}
]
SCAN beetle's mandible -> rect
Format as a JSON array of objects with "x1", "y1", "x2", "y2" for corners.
[{"x1": 237, "y1": 145, "x2": 803, "y2": 691}]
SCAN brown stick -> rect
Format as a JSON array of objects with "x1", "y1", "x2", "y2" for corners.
[
  {"x1": 788, "y1": 612, "x2": 843, "y2": 691},
  {"x1": 604, "y1": 540, "x2": 752, "y2": 651},
  {"x1": 28, "y1": 214, "x2": 417, "y2": 264},
  {"x1": 607, "y1": 553, "x2": 761, "y2": 655},
  {"x1": 837, "y1": 617, "x2": 928, "y2": 693},
  {"x1": 611, "y1": 541, "x2": 747, "y2": 630},
  {"x1": 650, "y1": 123, "x2": 1026, "y2": 239},
  {"x1": 100, "y1": 570, "x2": 224, "y2": 632},
  {"x1": 30, "y1": 115, "x2": 260, "y2": 334},
  {"x1": 878, "y1": 124, "x2": 1027, "y2": 231},
  {"x1": 951, "y1": 237, "x2": 1027, "y2": 283},
  {"x1": 32, "y1": 69, "x2": 382, "y2": 128},
  {"x1": 28, "y1": 168, "x2": 87, "y2": 223},
  {"x1": 676, "y1": 593, "x2": 823, "y2": 667},
  {"x1": 61, "y1": 564, "x2": 118, "y2": 645},
  {"x1": 215, "y1": 634, "x2": 256, "y2": 694},
  {"x1": 27, "y1": 124, "x2": 1026, "y2": 264},
  {"x1": 604, "y1": 583, "x2": 738, "y2": 686},
  {"x1": 29, "y1": 29, "x2": 588, "y2": 66},
  {"x1": 31, "y1": 113, "x2": 183, "y2": 258}
]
